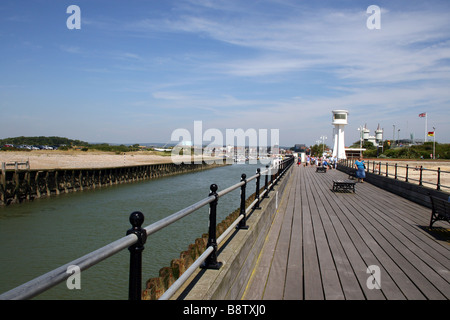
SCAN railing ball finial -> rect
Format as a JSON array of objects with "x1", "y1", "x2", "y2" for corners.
[
  {"x1": 127, "y1": 211, "x2": 147, "y2": 300},
  {"x1": 129, "y1": 211, "x2": 144, "y2": 229},
  {"x1": 210, "y1": 183, "x2": 218, "y2": 193}
]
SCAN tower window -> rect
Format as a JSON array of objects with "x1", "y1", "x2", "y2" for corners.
[{"x1": 334, "y1": 114, "x2": 346, "y2": 120}]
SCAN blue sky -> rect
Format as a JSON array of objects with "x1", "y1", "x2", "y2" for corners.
[{"x1": 1, "y1": 0, "x2": 449, "y2": 147}]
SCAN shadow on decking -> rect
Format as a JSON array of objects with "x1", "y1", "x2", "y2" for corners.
[{"x1": 418, "y1": 225, "x2": 450, "y2": 243}]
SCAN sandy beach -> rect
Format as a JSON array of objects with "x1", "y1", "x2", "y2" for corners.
[
  {"x1": 363, "y1": 159, "x2": 450, "y2": 191},
  {"x1": 0, "y1": 150, "x2": 175, "y2": 170},
  {"x1": 1, "y1": 151, "x2": 449, "y2": 191}
]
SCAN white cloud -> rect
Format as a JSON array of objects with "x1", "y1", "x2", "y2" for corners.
[
  {"x1": 144, "y1": 2, "x2": 450, "y2": 87},
  {"x1": 59, "y1": 45, "x2": 83, "y2": 54}
]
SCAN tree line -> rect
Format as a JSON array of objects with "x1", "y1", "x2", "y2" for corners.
[
  {"x1": 360, "y1": 141, "x2": 450, "y2": 159},
  {"x1": 0, "y1": 136, "x2": 88, "y2": 148},
  {"x1": 0, "y1": 136, "x2": 143, "y2": 153},
  {"x1": 309, "y1": 140, "x2": 450, "y2": 159}
]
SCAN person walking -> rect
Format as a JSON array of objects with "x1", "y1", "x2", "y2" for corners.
[
  {"x1": 354, "y1": 157, "x2": 366, "y2": 183},
  {"x1": 323, "y1": 158, "x2": 329, "y2": 170}
]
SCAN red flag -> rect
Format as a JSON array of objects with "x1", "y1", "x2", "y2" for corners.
[{"x1": 419, "y1": 113, "x2": 426, "y2": 117}]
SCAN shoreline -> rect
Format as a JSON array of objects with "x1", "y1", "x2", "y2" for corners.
[
  {"x1": 2, "y1": 151, "x2": 450, "y2": 169},
  {"x1": 0, "y1": 155, "x2": 227, "y2": 206},
  {"x1": 0, "y1": 150, "x2": 176, "y2": 170}
]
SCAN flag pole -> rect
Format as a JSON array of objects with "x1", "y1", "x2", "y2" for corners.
[
  {"x1": 425, "y1": 113, "x2": 428, "y2": 142},
  {"x1": 433, "y1": 127, "x2": 436, "y2": 159}
]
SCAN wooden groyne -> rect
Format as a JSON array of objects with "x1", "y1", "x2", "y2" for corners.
[{"x1": 0, "y1": 161, "x2": 225, "y2": 206}]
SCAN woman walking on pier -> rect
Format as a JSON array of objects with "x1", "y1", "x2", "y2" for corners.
[{"x1": 354, "y1": 157, "x2": 366, "y2": 183}]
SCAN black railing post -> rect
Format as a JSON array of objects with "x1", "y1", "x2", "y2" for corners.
[
  {"x1": 405, "y1": 164, "x2": 409, "y2": 183},
  {"x1": 127, "y1": 211, "x2": 147, "y2": 300},
  {"x1": 419, "y1": 166, "x2": 423, "y2": 186},
  {"x1": 255, "y1": 168, "x2": 261, "y2": 210},
  {"x1": 201, "y1": 184, "x2": 222, "y2": 270},
  {"x1": 437, "y1": 167, "x2": 441, "y2": 190},
  {"x1": 264, "y1": 165, "x2": 269, "y2": 198},
  {"x1": 270, "y1": 167, "x2": 275, "y2": 191},
  {"x1": 395, "y1": 163, "x2": 398, "y2": 180},
  {"x1": 237, "y1": 174, "x2": 249, "y2": 230}
]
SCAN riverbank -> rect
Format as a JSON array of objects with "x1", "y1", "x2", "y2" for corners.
[
  {"x1": 0, "y1": 151, "x2": 227, "y2": 206},
  {"x1": 0, "y1": 150, "x2": 175, "y2": 169}
]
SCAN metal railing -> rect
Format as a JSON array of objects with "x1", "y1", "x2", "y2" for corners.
[
  {"x1": 0, "y1": 156, "x2": 294, "y2": 300},
  {"x1": 340, "y1": 159, "x2": 450, "y2": 191}
]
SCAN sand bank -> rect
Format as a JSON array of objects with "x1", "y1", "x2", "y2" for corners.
[{"x1": 0, "y1": 150, "x2": 175, "y2": 170}]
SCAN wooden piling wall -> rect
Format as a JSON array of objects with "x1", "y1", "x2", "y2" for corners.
[{"x1": 0, "y1": 161, "x2": 225, "y2": 206}]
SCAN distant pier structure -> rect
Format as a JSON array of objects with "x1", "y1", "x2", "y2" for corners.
[{"x1": 331, "y1": 110, "x2": 348, "y2": 160}]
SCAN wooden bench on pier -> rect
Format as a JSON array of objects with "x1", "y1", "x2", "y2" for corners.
[
  {"x1": 316, "y1": 166, "x2": 327, "y2": 173},
  {"x1": 332, "y1": 179, "x2": 356, "y2": 193},
  {"x1": 429, "y1": 195, "x2": 450, "y2": 229},
  {"x1": 347, "y1": 168, "x2": 356, "y2": 179}
]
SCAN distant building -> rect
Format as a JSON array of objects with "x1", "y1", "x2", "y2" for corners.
[
  {"x1": 345, "y1": 148, "x2": 366, "y2": 159},
  {"x1": 345, "y1": 124, "x2": 383, "y2": 159},
  {"x1": 293, "y1": 144, "x2": 310, "y2": 155},
  {"x1": 294, "y1": 144, "x2": 306, "y2": 152},
  {"x1": 362, "y1": 124, "x2": 383, "y2": 148}
]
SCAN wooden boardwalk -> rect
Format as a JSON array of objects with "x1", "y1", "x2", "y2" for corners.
[{"x1": 242, "y1": 165, "x2": 450, "y2": 300}]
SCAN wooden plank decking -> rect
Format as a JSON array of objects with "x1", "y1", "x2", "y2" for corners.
[{"x1": 242, "y1": 165, "x2": 450, "y2": 300}]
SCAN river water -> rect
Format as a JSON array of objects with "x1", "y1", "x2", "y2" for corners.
[{"x1": 0, "y1": 162, "x2": 269, "y2": 300}]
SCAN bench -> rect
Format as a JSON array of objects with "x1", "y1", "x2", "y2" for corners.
[
  {"x1": 429, "y1": 195, "x2": 450, "y2": 229},
  {"x1": 347, "y1": 169, "x2": 356, "y2": 179},
  {"x1": 316, "y1": 166, "x2": 327, "y2": 173},
  {"x1": 332, "y1": 180, "x2": 356, "y2": 193}
]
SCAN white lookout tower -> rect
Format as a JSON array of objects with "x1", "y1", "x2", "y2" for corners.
[{"x1": 332, "y1": 110, "x2": 349, "y2": 160}]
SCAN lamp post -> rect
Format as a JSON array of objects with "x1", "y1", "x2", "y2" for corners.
[
  {"x1": 320, "y1": 135, "x2": 327, "y2": 157},
  {"x1": 357, "y1": 126, "x2": 363, "y2": 157},
  {"x1": 392, "y1": 124, "x2": 395, "y2": 147}
]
